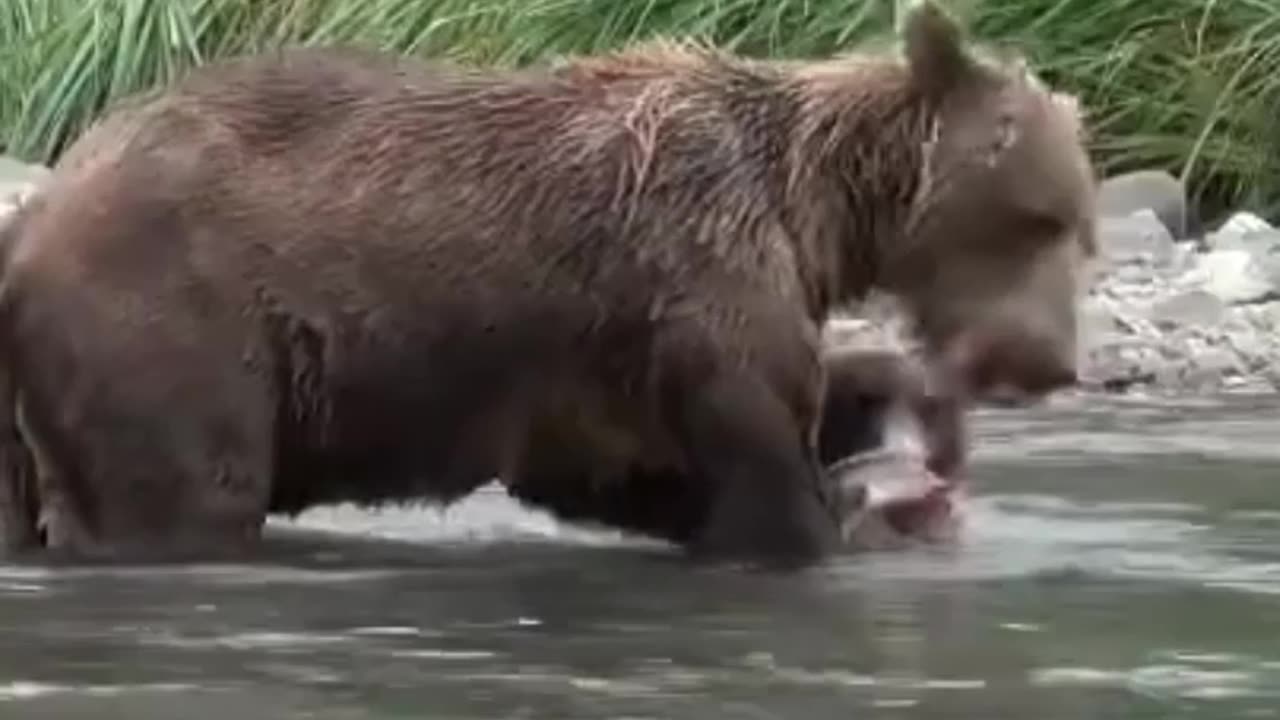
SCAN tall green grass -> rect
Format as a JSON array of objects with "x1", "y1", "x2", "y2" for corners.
[{"x1": 3, "y1": 0, "x2": 1280, "y2": 221}]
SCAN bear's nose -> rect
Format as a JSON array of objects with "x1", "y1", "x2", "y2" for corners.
[
  {"x1": 1042, "y1": 366, "x2": 1079, "y2": 391},
  {"x1": 1018, "y1": 360, "x2": 1079, "y2": 394},
  {"x1": 966, "y1": 350, "x2": 1079, "y2": 406}
]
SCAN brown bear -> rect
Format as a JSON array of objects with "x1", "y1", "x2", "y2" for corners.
[
  {"x1": 0, "y1": 0, "x2": 1097, "y2": 568},
  {"x1": 502, "y1": 345, "x2": 969, "y2": 551}
]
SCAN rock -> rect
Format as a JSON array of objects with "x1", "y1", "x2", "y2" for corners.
[
  {"x1": 1079, "y1": 296, "x2": 1122, "y2": 341},
  {"x1": 1097, "y1": 169, "x2": 1189, "y2": 239},
  {"x1": 1166, "y1": 240, "x2": 1203, "y2": 275},
  {"x1": 1247, "y1": 300, "x2": 1280, "y2": 332},
  {"x1": 0, "y1": 156, "x2": 49, "y2": 226},
  {"x1": 0, "y1": 156, "x2": 47, "y2": 201},
  {"x1": 1182, "y1": 346, "x2": 1242, "y2": 391},
  {"x1": 1081, "y1": 339, "x2": 1163, "y2": 391},
  {"x1": 1180, "y1": 249, "x2": 1275, "y2": 305},
  {"x1": 1225, "y1": 331, "x2": 1272, "y2": 372},
  {"x1": 1200, "y1": 215, "x2": 1280, "y2": 294},
  {"x1": 1148, "y1": 289, "x2": 1226, "y2": 329},
  {"x1": 1097, "y1": 209, "x2": 1176, "y2": 268},
  {"x1": 1211, "y1": 211, "x2": 1273, "y2": 244},
  {"x1": 1111, "y1": 261, "x2": 1156, "y2": 285}
]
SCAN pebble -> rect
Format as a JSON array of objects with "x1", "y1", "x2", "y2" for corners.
[
  {"x1": 1098, "y1": 210, "x2": 1176, "y2": 267},
  {"x1": 1148, "y1": 289, "x2": 1226, "y2": 329}
]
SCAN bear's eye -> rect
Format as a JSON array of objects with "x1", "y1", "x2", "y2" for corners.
[
  {"x1": 976, "y1": 210, "x2": 1067, "y2": 257},
  {"x1": 1010, "y1": 210, "x2": 1067, "y2": 245}
]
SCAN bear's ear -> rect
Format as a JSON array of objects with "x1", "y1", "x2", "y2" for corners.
[
  {"x1": 1049, "y1": 90, "x2": 1088, "y2": 141},
  {"x1": 899, "y1": 0, "x2": 975, "y2": 100}
]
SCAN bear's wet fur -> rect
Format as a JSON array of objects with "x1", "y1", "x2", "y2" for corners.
[{"x1": 0, "y1": 0, "x2": 1096, "y2": 567}]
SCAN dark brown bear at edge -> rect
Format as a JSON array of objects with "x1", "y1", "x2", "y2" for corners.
[{"x1": 0, "y1": 0, "x2": 1097, "y2": 568}]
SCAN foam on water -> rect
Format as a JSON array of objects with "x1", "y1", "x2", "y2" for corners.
[
  {"x1": 269, "y1": 478, "x2": 1280, "y2": 600},
  {"x1": 136, "y1": 631, "x2": 356, "y2": 651},
  {"x1": 1030, "y1": 658, "x2": 1280, "y2": 701},
  {"x1": 0, "y1": 682, "x2": 200, "y2": 701},
  {"x1": 819, "y1": 491, "x2": 1280, "y2": 595},
  {"x1": 264, "y1": 444, "x2": 1280, "y2": 599},
  {"x1": 274, "y1": 482, "x2": 659, "y2": 550}
]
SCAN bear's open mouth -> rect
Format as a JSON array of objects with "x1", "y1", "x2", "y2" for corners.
[{"x1": 927, "y1": 330, "x2": 1078, "y2": 409}]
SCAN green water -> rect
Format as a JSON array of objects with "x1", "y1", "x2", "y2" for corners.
[{"x1": 1, "y1": 395, "x2": 1278, "y2": 719}]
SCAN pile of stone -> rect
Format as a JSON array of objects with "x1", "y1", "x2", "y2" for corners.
[{"x1": 1080, "y1": 171, "x2": 1280, "y2": 394}]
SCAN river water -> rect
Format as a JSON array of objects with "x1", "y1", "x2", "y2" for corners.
[{"x1": 1, "y1": 394, "x2": 1279, "y2": 719}]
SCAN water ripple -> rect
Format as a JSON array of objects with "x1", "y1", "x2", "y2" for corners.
[
  {"x1": 0, "y1": 682, "x2": 201, "y2": 701},
  {"x1": 1031, "y1": 658, "x2": 1280, "y2": 701}
]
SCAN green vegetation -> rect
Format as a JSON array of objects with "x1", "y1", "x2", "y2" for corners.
[{"x1": 3, "y1": 0, "x2": 1279, "y2": 221}]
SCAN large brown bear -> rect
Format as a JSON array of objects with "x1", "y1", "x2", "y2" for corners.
[{"x1": 0, "y1": 0, "x2": 1096, "y2": 567}]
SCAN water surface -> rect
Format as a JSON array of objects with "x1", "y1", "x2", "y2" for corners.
[{"x1": 2, "y1": 394, "x2": 1280, "y2": 719}]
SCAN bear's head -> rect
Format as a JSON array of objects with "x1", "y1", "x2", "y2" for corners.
[{"x1": 880, "y1": 0, "x2": 1098, "y2": 405}]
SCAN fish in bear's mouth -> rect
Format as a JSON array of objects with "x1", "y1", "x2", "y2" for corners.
[{"x1": 829, "y1": 420, "x2": 964, "y2": 551}]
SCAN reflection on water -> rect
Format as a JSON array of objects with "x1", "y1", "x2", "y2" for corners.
[{"x1": 2, "y1": 394, "x2": 1280, "y2": 719}]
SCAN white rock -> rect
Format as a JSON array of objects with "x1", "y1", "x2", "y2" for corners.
[
  {"x1": 1196, "y1": 346, "x2": 1241, "y2": 373},
  {"x1": 1181, "y1": 249, "x2": 1275, "y2": 304},
  {"x1": 0, "y1": 156, "x2": 47, "y2": 204},
  {"x1": 1226, "y1": 333, "x2": 1272, "y2": 371},
  {"x1": 1167, "y1": 241, "x2": 1204, "y2": 275},
  {"x1": 1112, "y1": 262, "x2": 1156, "y2": 284},
  {"x1": 0, "y1": 156, "x2": 48, "y2": 230},
  {"x1": 1081, "y1": 335, "x2": 1166, "y2": 388},
  {"x1": 1097, "y1": 170, "x2": 1189, "y2": 239},
  {"x1": 1097, "y1": 210, "x2": 1176, "y2": 267},
  {"x1": 1212, "y1": 211, "x2": 1273, "y2": 242},
  {"x1": 1248, "y1": 301, "x2": 1280, "y2": 331},
  {"x1": 1182, "y1": 346, "x2": 1242, "y2": 391},
  {"x1": 1147, "y1": 289, "x2": 1227, "y2": 329}
]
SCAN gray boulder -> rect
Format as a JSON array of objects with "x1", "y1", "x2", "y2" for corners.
[
  {"x1": 1096, "y1": 208, "x2": 1177, "y2": 268},
  {"x1": 1179, "y1": 249, "x2": 1276, "y2": 305},
  {"x1": 0, "y1": 156, "x2": 48, "y2": 195},
  {"x1": 0, "y1": 156, "x2": 49, "y2": 224},
  {"x1": 1075, "y1": 187, "x2": 1280, "y2": 394},
  {"x1": 1148, "y1": 289, "x2": 1227, "y2": 329},
  {"x1": 1097, "y1": 169, "x2": 1190, "y2": 239},
  {"x1": 1211, "y1": 211, "x2": 1273, "y2": 246},
  {"x1": 1200, "y1": 212, "x2": 1280, "y2": 299}
]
